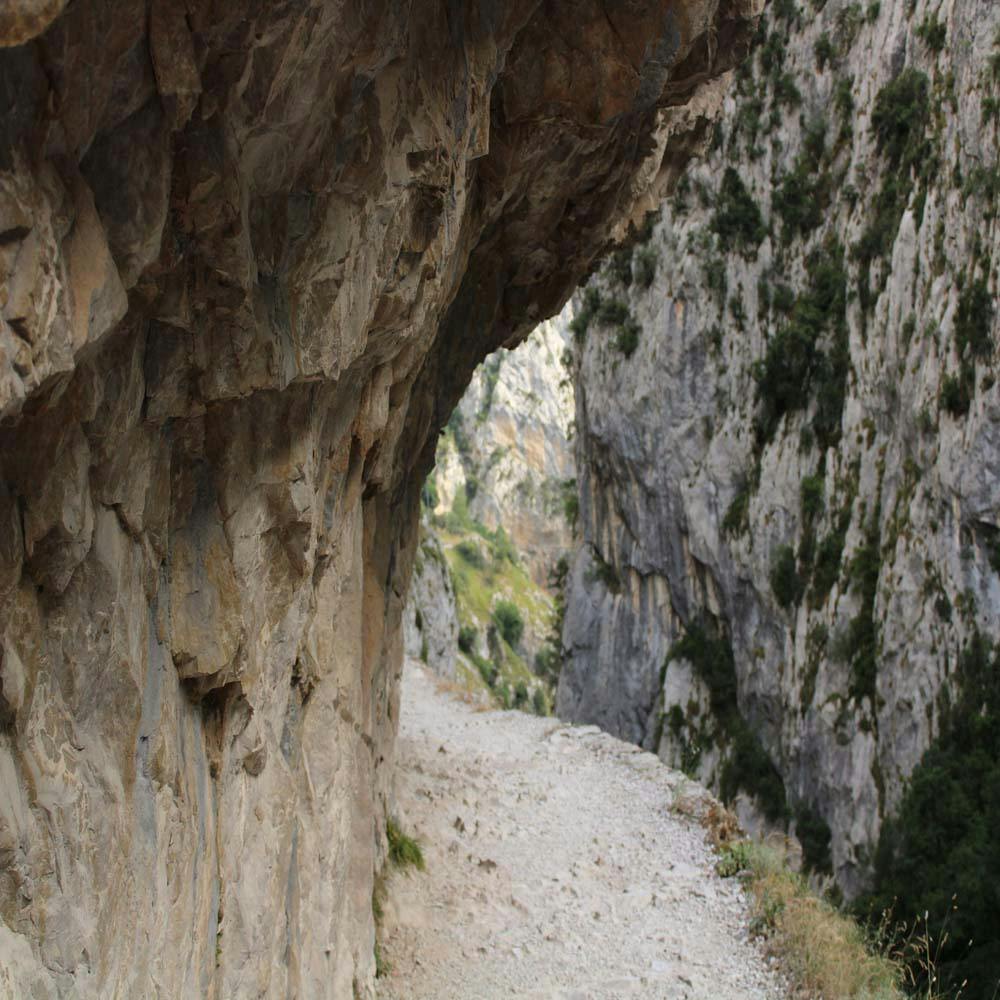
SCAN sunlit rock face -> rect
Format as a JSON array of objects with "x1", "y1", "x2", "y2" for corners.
[
  {"x1": 0, "y1": 0, "x2": 758, "y2": 995},
  {"x1": 435, "y1": 304, "x2": 577, "y2": 589},
  {"x1": 559, "y1": 0, "x2": 1000, "y2": 898}
]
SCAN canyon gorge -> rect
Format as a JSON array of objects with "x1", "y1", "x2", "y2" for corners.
[{"x1": 1, "y1": 0, "x2": 998, "y2": 996}]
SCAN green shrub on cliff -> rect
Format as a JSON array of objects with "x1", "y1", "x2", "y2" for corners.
[
  {"x1": 491, "y1": 599, "x2": 524, "y2": 647},
  {"x1": 954, "y1": 277, "x2": 994, "y2": 363},
  {"x1": 772, "y1": 119, "x2": 830, "y2": 243},
  {"x1": 845, "y1": 519, "x2": 881, "y2": 706},
  {"x1": 458, "y1": 624, "x2": 477, "y2": 654},
  {"x1": 860, "y1": 633, "x2": 1000, "y2": 999},
  {"x1": 940, "y1": 370, "x2": 971, "y2": 417},
  {"x1": 456, "y1": 538, "x2": 486, "y2": 568},
  {"x1": 771, "y1": 544, "x2": 804, "y2": 609},
  {"x1": 854, "y1": 69, "x2": 931, "y2": 310},
  {"x1": 754, "y1": 244, "x2": 849, "y2": 447},
  {"x1": 633, "y1": 244, "x2": 658, "y2": 289},
  {"x1": 569, "y1": 286, "x2": 602, "y2": 342},
  {"x1": 711, "y1": 167, "x2": 766, "y2": 254}
]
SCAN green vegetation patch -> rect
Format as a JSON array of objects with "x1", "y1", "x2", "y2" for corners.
[
  {"x1": 666, "y1": 622, "x2": 789, "y2": 823},
  {"x1": 587, "y1": 548, "x2": 621, "y2": 593},
  {"x1": 570, "y1": 286, "x2": 602, "y2": 342},
  {"x1": 954, "y1": 277, "x2": 994, "y2": 364},
  {"x1": 809, "y1": 509, "x2": 850, "y2": 605},
  {"x1": 719, "y1": 725, "x2": 790, "y2": 824},
  {"x1": 794, "y1": 802, "x2": 833, "y2": 875},
  {"x1": 753, "y1": 243, "x2": 850, "y2": 448},
  {"x1": 854, "y1": 69, "x2": 932, "y2": 311},
  {"x1": 915, "y1": 14, "x2": 947, "y2": 53},
  {"x1": 386, "y1": 817, "x2": 425, "y2": 872},
  {"x1": 860, "y1": 632, "x2": 1000, "y2": 999},
  {"x1": 770, "y1": 543, "x2": 805, "y2": 609},
  {"x1": 716, "y1": 838, "x2": 906, "y2": 998},
  {"x1": 772, "y1": 120, "x2": 831, "y2": 243},
  {"x1": 491, "y1": 599, "x2": 524, "y2": 648},
  {"x1": 711, "y1": 167, "x2": 766, "y2": 255},
  {"x1": 569, "y1": 285, "x2": 642, "y2": 357},
  {"x1": 844, "y1": 518, "x2": 882, "y2": 706},
  {"x1": 633, "y1": 244, "x2": 658, "y2": 289}
]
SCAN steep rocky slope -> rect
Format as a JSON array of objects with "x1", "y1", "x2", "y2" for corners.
[
  {"x1": 404, "y1": 308, "x2": 575, "y2": 714},
  {"x1": 432, "y1": 304, "x2": 576, "y2": 588},
  {"x1": 560, "y1": 0, "x2": 999, "y2": 948},
  {"x1": 0, "y1": 1, "x2": 759, "y2": 995}
]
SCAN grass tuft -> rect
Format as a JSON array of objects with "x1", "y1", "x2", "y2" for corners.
[
  {"x1": 386, "y1": 817, "x2": 425, "y2": 872},
  {"x1": 715, "y1": 837, "x2": 914, "y2": 999}
]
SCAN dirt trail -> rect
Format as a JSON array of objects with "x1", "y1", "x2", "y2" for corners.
[{"x1": 376, "y1": 662, "x2": 787, "y2": 1000}]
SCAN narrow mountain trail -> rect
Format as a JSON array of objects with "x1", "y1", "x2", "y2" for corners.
[{"x1": 376, "y1": 663, "x2": 787, "y2": 1000}]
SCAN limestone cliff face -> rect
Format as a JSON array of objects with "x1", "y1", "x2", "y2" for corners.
[
  {"x1": 407, "y1": 307, "x2": 575, "y2": 676},
  {"x1": 402, "y1": 529, "x2": 458, "y2": 680},
  {"x1": 559, "y1": 0, "x2": 1000, "y2": 897},
  {"x1": 0, "y1": 1, "x2": 758, "y2": 995},
  {"x1": 433, "y1": 303, "x2": 576, "y2": 587}
]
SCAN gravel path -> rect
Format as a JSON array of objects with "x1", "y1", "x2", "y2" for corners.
[{"x1": 376, "y1": 662, "x2": 787, "y2": 1000}]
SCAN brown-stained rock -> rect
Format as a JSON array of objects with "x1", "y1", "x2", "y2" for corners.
[
  {"x1": 0, "y1": 0, "x2": 66, "y2": 47},
  {"x1": 0, "y1": 0, "x2": 760, "y2": 995}
]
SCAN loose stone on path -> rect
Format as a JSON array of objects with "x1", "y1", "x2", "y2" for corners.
[{"x1": 376, "y1": 662, "x2": 786, "y2": 1000}]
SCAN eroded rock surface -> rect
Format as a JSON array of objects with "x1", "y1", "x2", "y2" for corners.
[
  {"x1": 0, "y1": 1, "x2": 758, "y2": 995},
  {"x1": 402, "y1": 530, "x2": 458, "y2": 681}
]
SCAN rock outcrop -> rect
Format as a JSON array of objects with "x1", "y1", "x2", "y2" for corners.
[
  {"x1": 402, "y1": 529, "x2": 458, "y2": 680},
  {"x1": 0, "y1": 1, "x2": 758, "y2": 995},
  {"x1": 559, "y1": 0, "x2": 1000, "y2": 901}
]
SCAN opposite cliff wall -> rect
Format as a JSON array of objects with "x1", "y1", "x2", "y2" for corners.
[
  {"x1": 405, "y1": 305, "x2": 575, "y2": 686},
  {"x1": 560, "y1": 0, "x2": 1000, "y2": 907},
  {"x1": 0, "y1": 1, "x2": 759, "y2": 995},
  {"x1": 434, "y1": 305, "x2": 576, "y2": 589}
]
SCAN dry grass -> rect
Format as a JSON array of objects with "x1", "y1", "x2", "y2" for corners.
[
  {"x1": 707, "y1": 811, "x2": 929, "y2": 1000},
  {"x1": 433, "y1": 676, "x2": 488, "y2": 706},
  {"x1": 743, "y1": 844, "x2": 902, "y2": 1000},
  {"x1": 703, "y1": 800, "x2": 742, "y2": 847}
]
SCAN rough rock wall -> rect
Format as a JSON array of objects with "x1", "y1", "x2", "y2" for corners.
[
  {"x1": 432, "y1": 304, "x2": 576, "y2": 588},
  {"x1": 560, "y1": 0, "x2": 1000, "y2": 897},
  {"x1": 402, "y1": 529, "x2": 458, "y2": 680},
  {"x1": 0, "y1": 1, "x2": 758, "y2": 995}
]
